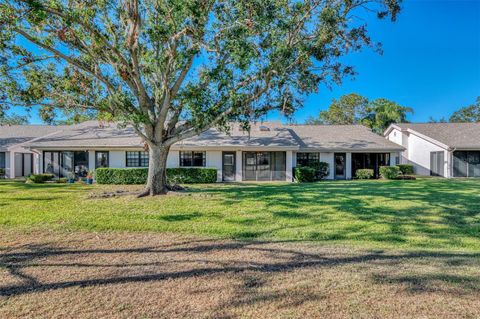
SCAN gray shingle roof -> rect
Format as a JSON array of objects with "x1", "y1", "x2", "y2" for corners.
[
  {"x1": 11, "y1": 120, "x2": 404, "y2": 152},
  {"x1": 0, "y1": 125, "x2": 64, "y2": 150},
  {"x1": 394, "y1": 123, "x2": 480, "y2": 149},
  {"x1": 287, "y1": 124, "x2": 405, "y2": 151},
  {"x1": 30, "y1": 121, "x2": 141, "y2": 148},
  {"x1": 176, "y1": 122, "x2": 298, "y2": 149}
]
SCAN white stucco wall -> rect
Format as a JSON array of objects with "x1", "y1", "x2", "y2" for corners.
[
  {"x1": 206, "y1": 150, "x2": 223, "y2": 182},
  {"x1": 109, "y1": 151, "x2": 126, "y2": 168},
  {"x1": 346, "y1": 153, "x2": 352, "y2": 179},
  {"x1": 320, "y1": 152, "x2": 335, "y2": 180},
  {"x1": 235, "y1": 150, "x2": 243, "y2": 181},
  {"x1": 387, "y1": 128, "x2": 408, "y2": 164},
  {"x1": 404, "y1": 133, "x2": 448, "y2": 177},
  {"x1": 286, "y1": 151, "x2": 293, "y2": 182},
  {"x1": 3, "y1": 151, "x2": 11, "y2": 177}
]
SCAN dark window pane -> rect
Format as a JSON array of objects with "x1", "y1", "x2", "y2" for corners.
[
  {"x1": 296, "y1": 152, "x2": 319, "y2": 167},
  {"x1": 180, "y1": 151, "x2": 192, "y2": 167},
  {"x1": 192, "y1": 151, "x2": 205, "y2": 167},
  {"x1": 96, "y1": 152, "x2": 109, "y2": 168},
  {"x1": 0, "y1": 152, "x2": 5, "y2": 169}
]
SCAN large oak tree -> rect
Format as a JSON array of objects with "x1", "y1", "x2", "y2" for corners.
[{"x1": 0, "y1": 0, "x2": 400, "y2": 195}]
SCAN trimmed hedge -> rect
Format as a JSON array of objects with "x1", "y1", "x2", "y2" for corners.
[
  {"x1": 355, "y1": 169, "x2": 374, "y2": 179},
  {"x1": 396, "y1": 164, "x2": 414, "y2": 175},
  {"x1": 27, "y1": 173, "x2": 55, "y2": 183},
  {"x1": 294, "y1": 166, "x2": 316, "y2": 183},
  {"x1": 95, "y1": 167, "x2": 217, "y2": 185},
  {"x1": 379, "y1": 166, "x2": 400, "y2": 179},
  {"x1": 167, "y1": 168, "x2": 217, "y2": 184}
]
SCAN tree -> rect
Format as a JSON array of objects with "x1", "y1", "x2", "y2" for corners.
[
  {"x1": 0, "y1": 0, "x2": 401, "y2": 195},
  {"x1": 449, "y1": 97, "x2": 480, "y2": 123},
  {"x1": 0, "y1": 113, "x2": 28, "y2": 125},
  {"x1": 306, "y1": 94, "x2": 412, "y2": 133},
  {"x1": 428, "y1": 116, "x2": 447, "y2": 123},
  {"x1": 362, "y1": 98, "x2": 413, "y2": 133},
  {"x1": 305, "y1": 93, "x2": 368, "y2": 125}
]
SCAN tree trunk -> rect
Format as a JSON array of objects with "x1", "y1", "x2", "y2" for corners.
[{"x1": 140, "y1": 143, "x2": 170, "y2": 196}]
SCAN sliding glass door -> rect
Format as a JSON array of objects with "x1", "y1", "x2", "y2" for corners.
[{"x1": 242, "y1": 152, "x2": 286, "y2": 181}]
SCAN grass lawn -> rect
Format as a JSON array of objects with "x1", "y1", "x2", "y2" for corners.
[
  {"x1": 0, "y1": 178, "x2": 479, "y2": 251},
  {"x1": 1, "y1": 178, "x2": 479, "y2": 318}
]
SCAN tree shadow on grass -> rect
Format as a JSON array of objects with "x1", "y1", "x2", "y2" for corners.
[
  {"x1": 0, "y1": 239, "x2": 479, "y2": 300},
  {"x1": 190, "y1": 179, "x2": 480, "y2": 249}
]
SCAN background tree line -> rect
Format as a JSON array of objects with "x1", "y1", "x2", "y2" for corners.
[
  {"x1": 305, "y1": 94, "x2": 480, "y2": 133},
  {"x1": 305, "y1": 93, "x2": 413, "y2": 133}
]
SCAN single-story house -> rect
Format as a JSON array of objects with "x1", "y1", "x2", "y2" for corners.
[
  {"x1": 384, "y1": 122, "x2": 480, "y2": 178},
  {"x1": 1, "y1": 121, "x2": 404, "y2": 181},
  {"x1": 0, "y1": 125, "x2": 67, "y2": 178}
]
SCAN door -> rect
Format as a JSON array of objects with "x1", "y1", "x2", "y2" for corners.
[
  {"x1": 430, "y1": 151, "x2": 444, "y2": 177},
  {"x1": 256, "y1": 152, "x2": 271, "y2": 181},
  {"x1": 334, "y1": 153, "x2": 346, "y2": 179},
  {"x1": 222, "y1": 152, "x2": 236, "y2": 181}
]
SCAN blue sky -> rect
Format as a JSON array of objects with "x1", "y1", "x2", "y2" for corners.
[
  {"x1": 279, "y1": 0, "x2": 480, "y2": 123},
  {"x1": 8, "y1": 0, "x2": 480, "y2": 124}
]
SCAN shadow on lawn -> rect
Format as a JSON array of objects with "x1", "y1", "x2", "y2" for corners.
[
  {"x1": 0, "y1": 239, "x2": 479, "y2": 299},
  {"x1": 192, "y1": 179, "x2": 480, "y2": 247}
]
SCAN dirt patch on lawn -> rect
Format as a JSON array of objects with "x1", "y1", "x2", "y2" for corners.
[{"x1": 0, "y1": 230, "x2": 479, "y2": 319}]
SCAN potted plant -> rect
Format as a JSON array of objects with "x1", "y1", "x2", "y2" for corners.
[
  {"x1": 86, "y1": 170, "x2": 94, "y2": 184},
  {"x1": 67, "y1": 172, "x2": 76, "y2": 183}
]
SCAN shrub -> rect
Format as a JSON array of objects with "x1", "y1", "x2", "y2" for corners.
[
  {"x1": 396, "y1": 164, "x2": 414, "y2": 175},
  {"x1": 95, "y1": 167, "x2": 217, "y2": 185},
  {"x1": 294, "y1": 166, "x2": 316, "y2": 182},
  {"x1": 379, "y1": 166, "x2": 400, "y2": 179},
  {"x1": 27, "y1": 173, "x2": 55, "y2": 183},
  {"x1": 167, "y1": 168, "x2": 217, "y2": 184},
  {"x1": 396, "y1": 175, "x2": 416, "y2": 180},
  {"x1": 355, "y1": 169, "x2": 374, "y2": 179},
  {"x1": 56, "y1": 178, "x2": 68, "y2": 183},
  {"x1": 309, "y1": 162, "x2": 329, "y2": 180},
  {"x1": 0, "y1": 168, "x2": 5, "y2": 178}
]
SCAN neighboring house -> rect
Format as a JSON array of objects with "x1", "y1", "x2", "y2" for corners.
[
  {"x1": 0, "y1": 125, "x2": 66, "y2": 178},
  {"x1": 1, "y1": 121, "x2": 403, "y2": 181},
  {"x1": 384, "y1": 122, "x2": 480, "y2": 178}
]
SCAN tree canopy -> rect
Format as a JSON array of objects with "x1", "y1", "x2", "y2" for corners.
[
  {"x1": 305, "y1": 93, "x2": 368, "y2": 125},
  {"x1": 449, "y1": 97, "x2": 480, "y2": 123},
  {"x1": 306, "y1": 93, "x2": 412, "y2": 133},
  {"x1": 0, "y1": 0, "x2": 401, "y2": 194}
]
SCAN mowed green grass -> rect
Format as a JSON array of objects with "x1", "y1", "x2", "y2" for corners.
[{"x1": 0, "y1": 178, "x2": 479, "y2": 251}]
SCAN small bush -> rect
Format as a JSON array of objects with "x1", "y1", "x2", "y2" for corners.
[
  {"x1": 95, "y1": 167, "x2": 217, "y2": 185},
  {"x1": 396, "y1": 164, "x2": 414, "y2": 175},
  {"x1": 309, "y1": 162, "x2": 329, "y2": 180},
  {"x1": 0, "y1": 168, "x2": 5, "y2": 178},
  {"x1": 294, "y1": 166, "x2": 316, "y2": 183},
  {"x1": 379, "y1": 166, "x2": 400, "y2": 179},
  {"x1": 396, "y1": 175, "x2": 417, "y2": 180},
  {"x1": 355, "y1": 169, "x2": 374, "y2": 179},
  {"x1": 27, "y1": 173, "x2": 55, "y2": 183},
  {"x1": 56, "y1": 178, "x2": 68, "y2": 183}
]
